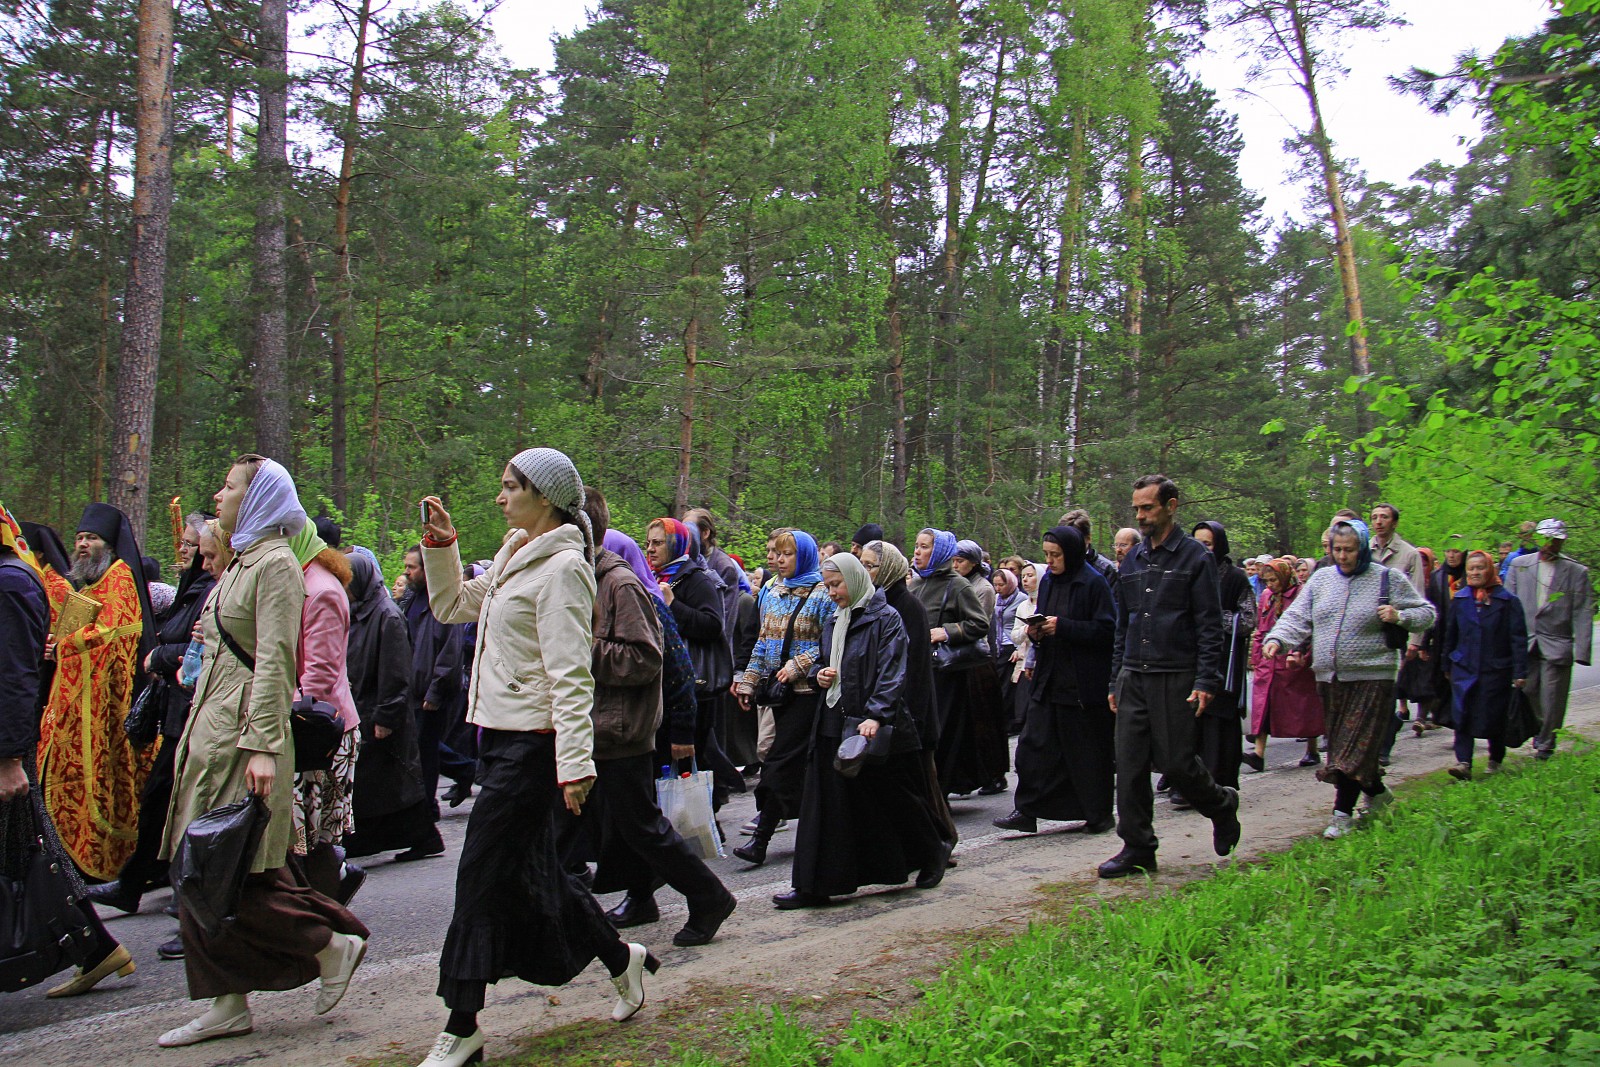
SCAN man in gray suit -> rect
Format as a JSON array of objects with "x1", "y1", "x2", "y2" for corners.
[{"x1": 1506, "y1": 519, "x2": 1594, "y2": 758}]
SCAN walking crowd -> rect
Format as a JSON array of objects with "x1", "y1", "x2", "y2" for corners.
[{"x1": 1, "y1": 448, "x2": 1592, "y2": 1066}]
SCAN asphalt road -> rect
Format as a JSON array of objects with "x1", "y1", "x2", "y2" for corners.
[{"x1": 4, "y1": 661, "x2": 1597, "y2": 1047}]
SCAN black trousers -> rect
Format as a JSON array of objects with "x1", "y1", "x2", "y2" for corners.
[
  {"x1": 116, "y1": 734, "x2": 177, "y2": 895},
  {"x1": 417, "y1": 704, "x2": 475, "y2": 812},
  {"x1": 1114, "y1": 670, "x2": 1230, "y2": 856}
]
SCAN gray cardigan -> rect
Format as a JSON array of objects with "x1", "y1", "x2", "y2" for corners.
[{"x1": 1264, "y1": 564, "x2": 1435, "y2": 683}]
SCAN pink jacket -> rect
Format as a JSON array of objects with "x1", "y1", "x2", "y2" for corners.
[
  {"x1": 297, "y1": 560, "x2": 360, "y2": 732},
  {"x1": 1248, "y1": 585, "x2": 1324, "y2": 739}
]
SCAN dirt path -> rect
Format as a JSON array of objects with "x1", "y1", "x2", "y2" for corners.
[{"x1": 8, "y1": 689, "x2": 1597, "y2": 1067}]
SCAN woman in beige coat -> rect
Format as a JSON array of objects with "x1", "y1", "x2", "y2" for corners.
[
  {"x1": 157, "y1": 455, "x2": 368, "y2": 1048},
  {"x1": 414, "y1": 447, "x2": 655, "y2": 1067}
]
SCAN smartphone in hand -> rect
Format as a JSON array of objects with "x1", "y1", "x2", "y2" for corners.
[
  {"x1": 1021, "y1": 614, "x2": 1047, "y2": 627},
  {"x1": 420, "y1": 501, "x2": 431, "y2": 527}
]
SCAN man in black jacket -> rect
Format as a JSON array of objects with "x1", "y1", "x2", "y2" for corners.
[
  {"x1": 1100, "y1": 475, "x2": 1241, "y2": 878},
  {"x1": 400, "y1": 547, "x2": 475, "y2": 816}
]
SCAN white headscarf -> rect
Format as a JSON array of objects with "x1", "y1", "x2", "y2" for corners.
[
  {"x1": 230, "y1": 458, "x2": 307, "y2": 551},
  {"x1": 822, "y1": 553, "x2": 875, "y2": 709}
]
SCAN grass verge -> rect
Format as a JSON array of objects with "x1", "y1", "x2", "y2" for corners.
[{"x1": 678, "y1": 746, "x2": 1600, "y2": 1067}]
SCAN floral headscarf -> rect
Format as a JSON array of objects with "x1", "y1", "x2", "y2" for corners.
[{"x1": 649, "y1": 517, "x2": 694, "y2": 580}]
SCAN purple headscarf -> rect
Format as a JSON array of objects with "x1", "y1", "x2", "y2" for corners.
[{"x1": 604, "y1": 529, "x2": 665, "y2": 602}]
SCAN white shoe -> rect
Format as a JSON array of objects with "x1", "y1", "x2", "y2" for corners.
[
  {"x1": 157, "y1": 1008, "x2": 253, "y2": 1048},
  {"x1": 1323, "y1": 811, "x2": 1355, "y2": 839},
  {"x1": 417, "y1": 1029, "x2": 486, "y2": 1066},
  {"x1": 610, "y1": 942, "x2": 660, "y2": 1022},
  {"x1": 314, "y1": 933, "x2": 368, "y2": 1015}
]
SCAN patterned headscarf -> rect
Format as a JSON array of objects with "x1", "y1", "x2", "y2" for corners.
[
  {"x1": 509, "y1": 447, "x2": 592, "y2": 561},
  {"x1": 821, "y1": 553, "x2": 876, "y2": 709},
  {"x1": 605, "y1": 529, "x2": 665, "y2": 603},
  {"x1": 648, "y1": 518, "x2": 694, "y2": 580},
  {"x1": 1466, "y1": 549, "x2": 1502, "y2": 604},
  {"x1": 865, "y1": 540, "x2": 909, "y2": 590},
  {"x1": 915, "y1": 528, "x2": 958, "y2": 578}
]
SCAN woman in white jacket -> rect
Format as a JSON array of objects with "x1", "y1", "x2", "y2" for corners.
[{"x1": 415, "y1": 448, "x2": 656, "y2": 1067}]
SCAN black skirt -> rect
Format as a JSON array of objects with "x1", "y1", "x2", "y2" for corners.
[
  {"x1": 791, "y1": 742, "x2": 946, "y2": 898},
  {"x1": 437, "y1": 730, "x2": 620, "y2": 1010},
  {"x1": 931, "y1": 661, "x2": 1011, "y2": 795},
  {"x1": 753, "y1": 691, "x2": 819, "y2": 819},
  {"x1": 1012, "y1": 696, "x2": 1114, "y2": 823}
]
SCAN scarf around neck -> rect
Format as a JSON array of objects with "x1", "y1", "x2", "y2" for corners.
[
  {"x1": 822, "y1": 553, "x2": 875, "y2": 709},
  {"x1": 650, "y1": 518, "x2": 693, "y2": 580}
]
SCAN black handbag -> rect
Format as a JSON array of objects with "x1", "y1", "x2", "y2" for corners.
[
  {"x1": 833, "y1": 716, "x2": 895, "y2": 778},
  {"x1": 1377, "y1": 568, "x2": 1410, "y2": 651},
  {"x1": 1503, "y1": 687, "x2": 1541, "y2": 750},
  {"x1": 170, "y1": 795, "x2": 271, "y2": 939},
  {"x1": 0, "y1": 820, "x2": 95, "y2": 993},
  {"x1": 213, "y1": 597, "x2": 344, "y2": 772},
  {"x1": 122, "y1": 677, "x2": 164, "y2": 748},
  {"x1": 754, "y1": 592, "x2": 810, "y2": 708}
]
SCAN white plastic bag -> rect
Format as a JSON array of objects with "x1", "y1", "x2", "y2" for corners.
[{"x1": 655, "y1": 767, "x2": 724, "y2": 860}]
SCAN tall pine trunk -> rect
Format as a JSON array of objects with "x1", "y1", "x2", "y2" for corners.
[{"x1": 252, "y1": 0, "x2": 292, "y2": 461}]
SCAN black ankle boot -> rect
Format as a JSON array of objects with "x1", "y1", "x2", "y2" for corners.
[{"x1": 732, "y1": 811, "x2": 776, "y2": 866}]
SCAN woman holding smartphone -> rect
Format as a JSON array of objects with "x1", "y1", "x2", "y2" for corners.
[{"x1": 414, "y1": 448, "x2": 655, "y2": 1067}]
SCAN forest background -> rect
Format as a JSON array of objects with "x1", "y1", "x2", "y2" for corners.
[{"x1": 2, "y1": 0, "x2": 1596, "y2": 573}]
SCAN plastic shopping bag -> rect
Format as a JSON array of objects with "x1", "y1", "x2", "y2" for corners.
[
  {"x1": 171, "y1": 795, "x2": 271, "y2": 938},
  {"x1": 655, "y1": 765, "x2": 724, "y2": 860}
]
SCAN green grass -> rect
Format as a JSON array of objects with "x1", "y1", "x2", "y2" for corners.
[{"x1": 679, "y1": 747, "x2": 1600, "y2": 1067}]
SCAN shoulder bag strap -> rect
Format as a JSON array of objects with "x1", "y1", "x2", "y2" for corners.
[
  {"x1": 776, "y1": 588, "x2": 810, "y2": 666},
  {"x1": 1379, "y1": 566, "x2": 1391, "y2": 606},
  {"x1": 212, "y1": 590, "x2": 257, "y2": 672}
]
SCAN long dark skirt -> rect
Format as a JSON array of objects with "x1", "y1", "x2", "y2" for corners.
[
  {"x1": 791, "y1": 744, "x2": 947, "y2": 898},
  {"x1": 920, "y1": 751, "x2": 958, "y2": 847},
  {"x1": 753, "y1": 692, "x2": 819, "y2": 819},
  {"x1": 1196, "y1": 692, "x2": 1244, "y2": 791},
  {"x1": 1012, "y1": 697, "x2": 1114, "y2": 823},
  {"x1": 180, "y1": 864, "x2": 368, "y2": 999},
  {"x1": 695, "y1": 694, "x2": 746, "y2": 808},
  {"x1": 932, "y1": 661, "x2": 1011, "y2": 796},
  {"x1": 1316, "y1": 680, "x2": 1394, "y2": 791},
  {"x1": 346, "y1": 797, "x2": 439, "y2": 857},
  {"x1": 437, "y1": 729, "x2": 623, "y2": 1011},
  {"x1": 721, "y1": 691, "x2": 760, "y2": 768}
]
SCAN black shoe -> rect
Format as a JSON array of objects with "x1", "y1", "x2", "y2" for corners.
[
  {"x1": 1154, "y1": 775, "x2": 1170, "y2": 793},
  {"x1": 1170, "y1": 790, "x2": 1192, "y2": 810},
  {"x1": 916, "y1": 841, "x2": 955, "y2": 890},
  {"x1": 977, "y1": 779, "x2": 1008, "y2": 796},
  {"x1": 1378, "y1": 754, "x2": 1391, "y2": 767},
  {"x1": 674, "y1": 891, "x2": 737, "y2": 947},
  {"x1": 772, "y1": 889, "x2": 829, "y2": 910},
  {"x1": 570, "y1": 863, "x2": 595, "y2": 890},
  {"x1": 732, "y1": 839, "x2": 768, "y2": 866},
  {"x1": 740, "y1": 763, "x2": 762, "y2": 777},
  {"x1": 164, "y1": 899, "x2": 179, "y2": 918},
  {"x1": 1097, "y1": 852, "x2": 1157, "y2": 879},
  {"x1": 443, "y1": 782, "x2": 473, "y2": 808},
  {"x1": 158, "y1": 936, "x2": 185, "y2": 960},
  {"x1": 1211, "y1": 787, "x2": 1241, "y2": 857},
  {"x1": 1073, "y1": 816, "x2": 1115, "y2": 834},
  {"x1": 1241, "y1": 751, "x2": 1265, "y2": 773},
  {"x1": 394, "y1": 844, "x2": 446, "y2": 863},
  {"x1": 335, "y1": 863, "x2": 367, "y2": 907},
  {"x1": 1299, "y1": 750, "x2": 1322, "y2": 768},
  {"x1": 992, "y1": 810, "x2": 1037, "y2": 833},
  {"x1": 606, "y1": 894, "x2": 661, "y2": 929},
  {"x1": 85, "y1": 882, "x2": 141, "y2": 915}
]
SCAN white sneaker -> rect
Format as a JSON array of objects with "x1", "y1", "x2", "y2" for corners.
[
  {"x1": 157, "y1": 1007, "x2": 253, "y2": 1048},
  {"x1": 417, "y1": 1029, "x2": 486, "y2": 1066},
  {"x1": 1361, "y1": 791, "x2": 1394, "y2": 817},
  {"x1": 314, "y1": 932, "x2": 367, "y2": 1015},
  {"x1": 1323, "y1": 812, "x2": 1355, "y2": 839}
]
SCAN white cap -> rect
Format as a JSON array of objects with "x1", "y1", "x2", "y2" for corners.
[{"x1": 1537, "y1": 518, "x2": 1569, "y2": 540}]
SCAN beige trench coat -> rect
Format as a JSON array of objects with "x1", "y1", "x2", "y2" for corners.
[{"x1": 161, "y1": 534, "x2": 306, "y2": 873}]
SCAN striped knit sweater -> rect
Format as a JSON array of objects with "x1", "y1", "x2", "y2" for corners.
[{"x1": 736, "y1": 576, "x2": 833, "y2": 695}]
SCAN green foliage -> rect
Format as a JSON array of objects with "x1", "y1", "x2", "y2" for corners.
[{"x1": 689, "y1": 746, "x2": 1600, "y2": 1066}]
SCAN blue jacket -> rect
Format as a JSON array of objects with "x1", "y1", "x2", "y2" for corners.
[{"x1": 1443, "y1": 586, "x2": 1529, "y2": 740}]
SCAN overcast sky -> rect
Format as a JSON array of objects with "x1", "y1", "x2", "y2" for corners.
[{"x1": 488, "y1": 0, "x2": 1555, "y2": 226}]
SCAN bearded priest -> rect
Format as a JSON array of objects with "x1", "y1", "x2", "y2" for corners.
[{"x1": 37, "y1": 503, "x2": 157, "y2": 882}]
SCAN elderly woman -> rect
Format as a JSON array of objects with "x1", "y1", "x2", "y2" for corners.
[
  {"x1": 157, "y1": 456, "x2": 367, "y2": 1048},
  {"x1": 1443, "y1": 551, "x2": 1528, "y2": 780},
  {"x1": 952, "y1": 540, "x2": 996, "y2": 620},
  {"x1": 731, "y1": 529, "x2": 831, "y2": 866},
  {"x1": 1245, "y1": 557, "x2": 1324, "y2": 771},
  {"x1": 994, "y1": 527, "x2": 1115, "y2": 835},
  {"x1": 776, "y1": 554, "x2": 947, "y2": 910},
  {"x1": 416, "y1": 449, "x2": 655, "y2": 1067},
  {"x1": 912, "y1": 529, "x2": 1007, "y2": 798},
  {"x1": 1263, "y1": 519, "x2": 1435, "y2": 840}
]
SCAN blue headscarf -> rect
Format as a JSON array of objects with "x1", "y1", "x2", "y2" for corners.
[
  {"x1": 1331, "y1": 519, "x2": 1373, "y2": 576},
  {"x1": 349, "y1": 545, "x2": 384, "y2": 587},
  {"x1": 788, "y1": 530, "x2": 824, "y2": 588},
  {"x1": 915, "y1": 528, "x2": 958, "y2": 579}
]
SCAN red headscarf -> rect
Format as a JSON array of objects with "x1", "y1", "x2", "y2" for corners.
[
  {"x1": 648, "y1": 518, "x2": 694, "y2": 579},
  {"x1": 1466, "y1": 549, "x2": 1501, "y2": 604}
]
